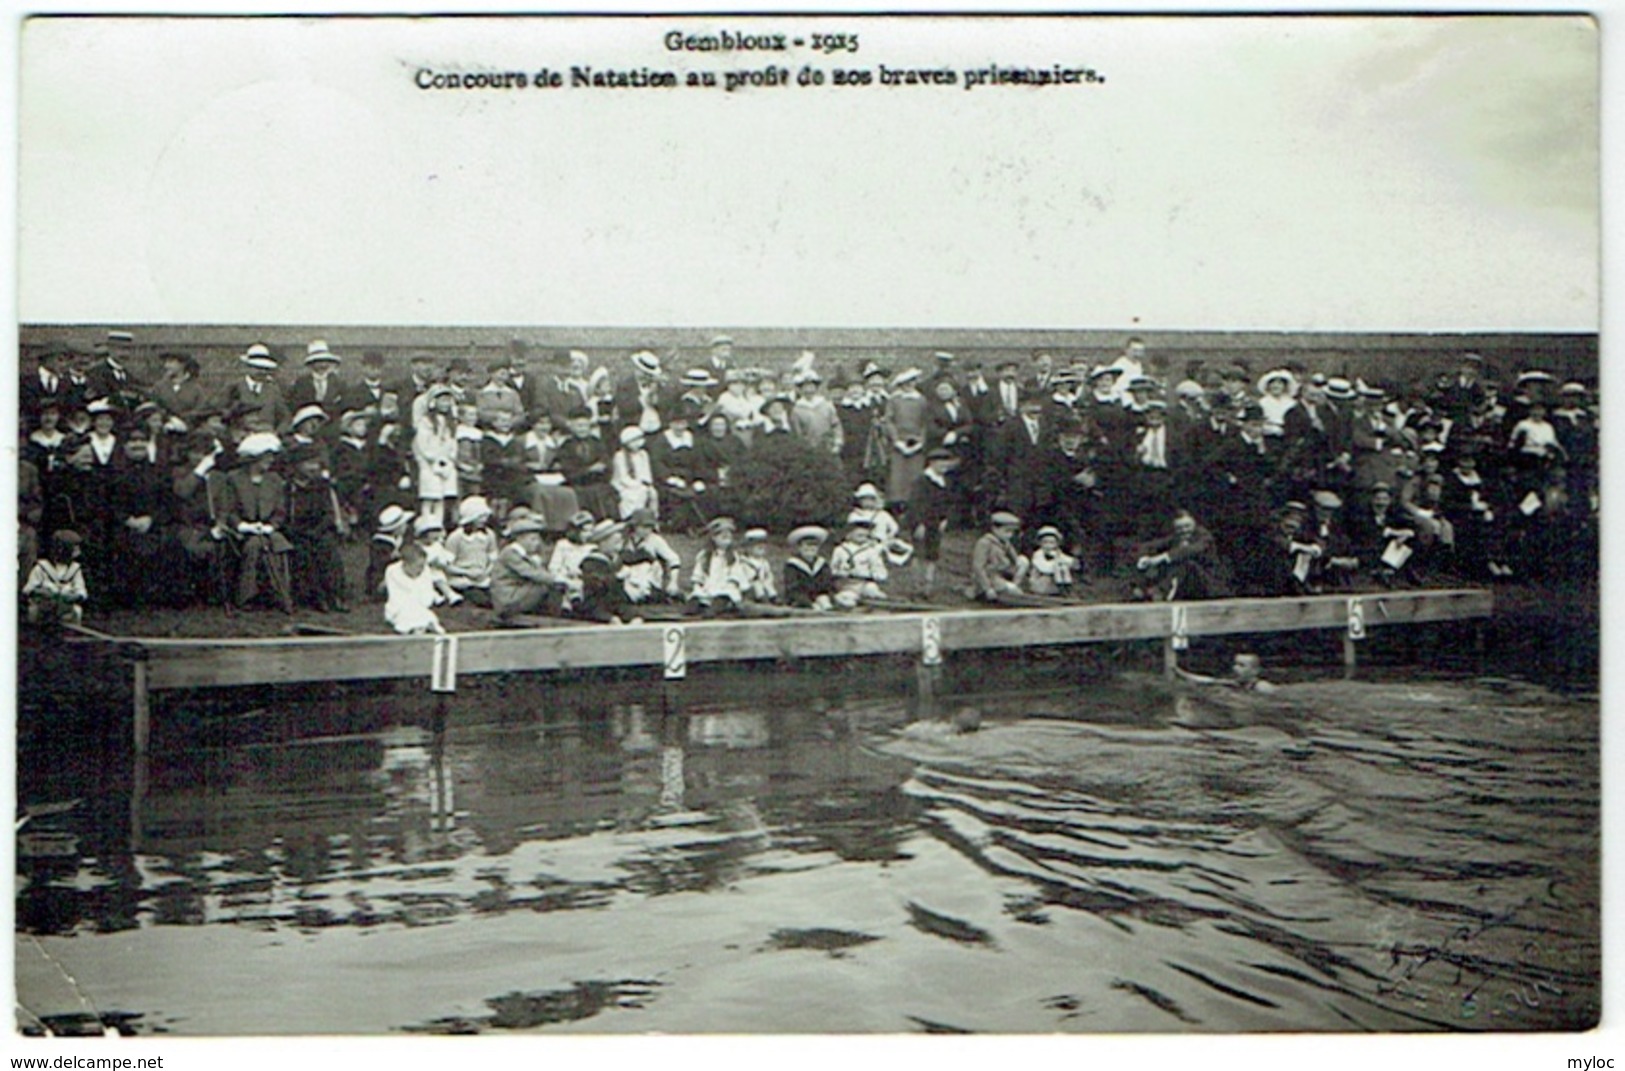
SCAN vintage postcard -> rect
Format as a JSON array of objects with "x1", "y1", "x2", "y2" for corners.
[{"x1": 10, "y1": 11, "x2": 1602, "y2": 1063}]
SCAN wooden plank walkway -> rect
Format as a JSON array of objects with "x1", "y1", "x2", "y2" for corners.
[{"x1": 75, "y1": 588, "x2": 1494, "y2": 694}]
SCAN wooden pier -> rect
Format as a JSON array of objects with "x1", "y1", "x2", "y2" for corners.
[{"x1": 66, "y1": 586, "x2": 1492, "y2": 727}]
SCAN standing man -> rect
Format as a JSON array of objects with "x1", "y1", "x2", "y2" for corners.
[
  {"x1": 286, "y1": 340, "x2": 350, "y2": 431},
  {"x1": 218, "y1": 343, "x2": 291, "y2": 432}
]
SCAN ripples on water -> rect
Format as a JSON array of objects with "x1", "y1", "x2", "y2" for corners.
[{"x1": 14, "y1": 665, "x2": 1597, "y2": 1034}]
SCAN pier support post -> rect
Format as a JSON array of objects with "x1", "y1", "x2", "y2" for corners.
[
  {"x1": 130, "y1": 660, "x2": 150, "y2": 852},
  {"x1": 1164, "y1": 637, "x2": 1179, "y2": 679},
  {"x1": 1343, "y1": 633, "x2": 1358, "y2": 680}
]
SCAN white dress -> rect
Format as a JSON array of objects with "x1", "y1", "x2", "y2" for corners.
[{"x1": 384, "y1": 561, "x2": 444, "y2": 634}]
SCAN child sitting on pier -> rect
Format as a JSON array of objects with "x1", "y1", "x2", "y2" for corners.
[
  {"x1": 548, "y1": 510, "x2": 596, "y2": 610},
  {"x1": 366, "y1": 505, "x2": 415, "y2": 603},
  {"x1": 971, "y1": 512, "x2": 1029, "y2": 602},
  {"x1": 414, "y1": 516, "x2": 461, "y2": 602},
  {"x1": 689, "y1": 516, "x2": 747, "y2": 612},
  {"x1": 619, "y1": 509, "x2": 682, "y2": 604},
  {"x1": 830, "y1": 517, "x2": 893, "y2": 607},
  {"x1": 1026, "y1": 525, "x2": 1078, "y2": 597},
  {"x1": 383, "y1": 541, "x2": 453, "y2": 635},
  {"x1": 491, "y1": 512, "x2": 564, "y2": 624},
  {"x1": 739, "y1": 527, "x2": 778, "y2": 603},
  {"x1": 444, "y1": 495, "x2": 498, "y2": 607},
  {"x1": 24, "y1": 529, "x2": 88, "y2": 626},
  {"x1": 783, "y1": 526, "x2": 836, "y2": 611},
  {"x1": 849, "y1": 483, "x2": 914, "y2": 567}
]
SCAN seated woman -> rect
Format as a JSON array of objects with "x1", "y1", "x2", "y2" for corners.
[{"x1": 1133, "y1": 510, "x2": 1231, "y2": 601}]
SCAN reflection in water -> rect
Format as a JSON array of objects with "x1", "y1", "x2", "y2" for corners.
[{"x1": 13, "y1": 667, "x2": 1598, "y2": 1034}]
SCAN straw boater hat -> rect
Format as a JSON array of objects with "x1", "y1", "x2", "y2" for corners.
[
  {"x1": 933, "y1": 351, "x2": 955, "y2": 364},
  {"x1": 414, "y1": 515, "x2": 444, "y2": 537},
  {"x1": 107, "y1": 330, "x2": 134, "y2": 345},
  {"x1": 424, "y1": 384, "x2": 457, "y2": 405},
  {"x1": 1035, "y1": 525, "x2": 1062, "y2": 541},
  {"x1": 1355, "y1": 379, "x2": 1386, "y2": 399},
  {"x1": 861, "y1": 362, "x2": 886, "y2": 381},
  {"x1": 787, "y1": 525, "x2": 829, "y2": 546},
  {"x1": 682, "y1": 369, "x2": 718, "y2": 389},
  {"x1": 1516, "y1": 370, "x2": 1556, "y2": 386},
  {"x1": 240, "y1": 343, "x2": 278, "y2": 371},
  {"x1": 619, "y1": 426, "x2": 647, "y2": 447},
  {"x1": 1560, "y1": 382, "x2": 1588, "y2": 396},
  {"x1": 305, "y1": 340, "x2": 340, "y2": 366},
  {"x1": 742, "y1": 527, "x2": 769, "y2": 544},
  {"x1": 457, "y1": 496, "x2": 492, "y2": 526},
  {"x1": 990, "y1": 511, "x2": 1021, "y2": 529},
  {"x1": 1258, "y1": 369, "x2": 1299, "y2": 395},
  {"x1": 1087, "y1": 365, "x2": 1119, "y2": 382},
  {"x1": 339, "y1": 407, "x2": 376, "y2": 428},
  {"x1": 891, "y1": 368, "x2": 922, "y2": 388},
  {"x1": 237, "y1": 432, "x2": 282, "y2": 458},
  {"x1": 630, "y1": 350, "x2": 661, "y2": 376},
  {"x1": 1324, "y1": 377, "x2": 1355, "y2": 400},
  {"x1": 853, "y1": 483, "x2": 883, "y2": 502}
]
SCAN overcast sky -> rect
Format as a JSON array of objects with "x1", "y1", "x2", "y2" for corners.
[{"x1": 18, "y1": 14, "x2": 1598, "y2": 331}]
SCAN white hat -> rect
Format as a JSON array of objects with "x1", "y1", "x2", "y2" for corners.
[
  {"x1": 742, "y1": 527, "x2": 769, "y2": 543},
  {"x1": 853, "y1": 483, "x2": 883, "y2": 501},
  {"x1": 237, "y1": 432, "x2": 282, "y2": 458},
  {"x1": 630, "y1": 350, "x2": 661, "y2": 376},
  {"x1": 376, "y1": 505, "x2": 415, "y2": 533},
  {"x1": 619, "y1": 425, "x2": 647, "y2": 446},
  {"x1": 240, "y1": 343, "x2": 278, "y2": 371},
  {"x1": 106, "y1": 330, "x2": 134, "y2": 344},
  {"x1": 414, "y1": 514, "x2": 444, "y2": 536},
  {"x1": 1258, "y1": 369, "x2": 1299, "y2": 395},
  {"x1": 457, "y1": 496, "x2": 492, "y2": 525},
  {"x1": 891, "y1": 368, "x2": 922, "y2": 388},
  {"x1": 305, "y1": 340, "x2": 340, "y2": 365},
  {"x1": 791, "y1": 350, "x2": 818, "y2": 377},
  {"x1": 291, "y1": 404, "x2": 328, "y2": 427}
]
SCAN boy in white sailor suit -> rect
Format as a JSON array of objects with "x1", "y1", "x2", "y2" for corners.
[
  {"x1": 24, "y1": 530, "x2": 89, "y2": 625},
  {"x1": 830, "y1": 517, "x2": 893, "y2": 606}
]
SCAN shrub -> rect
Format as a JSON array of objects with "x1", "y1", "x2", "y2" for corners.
[{"x1": 717, "y1": 435, "x2": 849, "y2": 532}]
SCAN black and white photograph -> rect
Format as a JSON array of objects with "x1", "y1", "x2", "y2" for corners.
[{"x1": 8, "y1": 9, "x2": 1605, "y2": 1057}]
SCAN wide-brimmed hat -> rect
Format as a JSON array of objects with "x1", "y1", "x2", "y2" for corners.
[
  {"x1": 305, "y1": 340, "x2": 340, "y2": 365},
  {"x1": 787, "y1": 525, "x2": 829, "y2": 546},
  {"x1": 860, "y1": 362, "x2": 886, "y2": 381},
  {"x1": 290, "y1": 404, "x2": 328, "y2": 428},
  {"x1": 1312, "y1": 490, "x2": 1344, "y2": 509},
  {"x1": 569, "y1": 509, "x2": 595, "y2": 529},
  {"x1": 106, "y1": 330, "x2": 134, "y2": 345},
  {"x1": 1559, "y1": 381, "x2": 1589, "y2": 395},
  {"x1": 619, "y1": 426, "x2": 647, "y2": 447},
  {"x1": 414, "y1": 515, "x2": 444, "y2": 536},
  {"x1": 990, "y1": 511, "x2": 1021, "y2": 528},
  {"x1": 1355, "y1": 379, "x2": 1386, "y2": 399},
  {"x1": 852, "y1": 483, "x2": 883, "y2": 501},
  {"x1": 339, "y1": 407, "x2": 376, "y2": 427},
  {"x1": 742, "y1": 527, "x2": 769, "y2": 544},
  {"x1": 1516, "y1": 370, "x2": 1556, "y2": 385},
  {"x1": 891, "y1": 368, "x2": 922, "y2": 388},
  {"x1": 630, "y1": 350, "x2": 661, "y2": 376},
  {"x1": 240, "y1": 343, "x2": 278, "y2": 371},
  {"x1": 926, "y1": 447, "x2": 958, "y2": 463},
  {"x1": 457, "y1": 496, "x2": 492, "y2": 525},
  {"x1": 709, "y1": 334, "x2": 734, "y2": 348},
  {"x1": 1035, "y1": 525, "x2": 1062, "y2": 541},
  {"x1": 237, "y1": 431, "x2": 282, "y2": 458},
  {"x1": 376, "y1": 505, "x2": 415, "y2": 534},
  {"x1": 1174, "y1": 380, "x2": 1206, "y2": 398},
  {"x1": 1087, "y1": 365, "x2": 1119, "y2": 382}
]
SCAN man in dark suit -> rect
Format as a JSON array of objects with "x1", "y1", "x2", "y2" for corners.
[
  {"x1": 538, "y1": 349, "x2": 588, "y2": 429},
  {"x1": 84, "y1": 330, "x2": 149, "y2": 413},
  {"x1": 216, "y1": 344, "x2": 292, "y2": 432},
  {"x1": 20, "y1": 346, "x2": 68, "y2": 424},
  {"x1": 990, "y1": 394, "x2": 1049, "y2": 528},
  {"x1": 285, "y1": 340, "x2": 351, "y2": 426}
]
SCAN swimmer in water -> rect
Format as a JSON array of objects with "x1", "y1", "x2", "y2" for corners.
[{"x1": 1175, "y1": 651, "x2": 1279, "y2": 694}]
